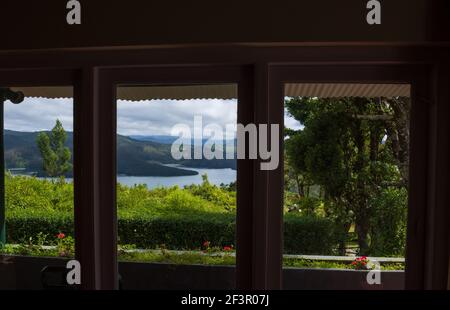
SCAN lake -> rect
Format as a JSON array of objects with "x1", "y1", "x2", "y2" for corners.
[
  {"x1": 117, "y1": 167, "x2": 236, "y2": 189},
  {"x1": 38, "y1": 166, "x2": 236, "y2": 189}
]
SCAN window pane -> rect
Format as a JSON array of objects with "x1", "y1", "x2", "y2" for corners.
[
  {"x1": 283, "y1": 84, "x2": 409, "y2": 289},
  {"x1": 116, "y1": 84, "x2": 238, "y2": 289},
  {"x1": 0, "y1": 86, "x2": 75, "y2": 289}
]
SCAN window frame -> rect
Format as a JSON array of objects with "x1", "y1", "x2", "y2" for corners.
[{"x1": 0, "y1": 45, "x2": 447, "y2": 290}]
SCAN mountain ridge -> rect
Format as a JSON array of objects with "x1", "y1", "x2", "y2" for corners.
[{"x1": 4, "y1": 130, "x2": 236, "y2": 177}]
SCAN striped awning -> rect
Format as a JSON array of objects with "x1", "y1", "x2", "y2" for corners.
[
  {"x1": 10, "y1": 83, "x2": 410, "y2": 101},
  {"x1": 284, "y1": 83, "x2": 410, "y2": 98}
]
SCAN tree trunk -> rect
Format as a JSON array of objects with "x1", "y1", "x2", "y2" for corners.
[
  {"x1": 355, "y1": 217, "x2": 370, "y2": 255},
  {"x1": 352, "y1": 105, "x2": 371, "y2": 256},
  {"x1": 295, "y1": 175, "x2": 304, "y2": 198}
]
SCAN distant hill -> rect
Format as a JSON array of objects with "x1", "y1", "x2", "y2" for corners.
[
  {"x1": 131, "y1": 135, "x2": 236, "y2": 146},
  {"x1": 4, "y1": 130, "x2": 236, "y2": 177},
  {"x1": 129, "y1": 135, "x2": 177, "y2": 145}
]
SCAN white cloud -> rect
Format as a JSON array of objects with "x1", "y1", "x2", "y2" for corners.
[
  {"x1": 4, "y1": 97, "x2": 238, "y2": 136},
  {"x1": 284, "y1": 108, "x2": 303, "y2": 131},
  {"x1": 117, "y1": 99, "x2": 237, "y2": 136},
  {"x1": 5, "y1": 97, "x2": 73, "y2": 132},
  {"x1": 5, "y1": 97, "x2": 304, "y2": 136}
]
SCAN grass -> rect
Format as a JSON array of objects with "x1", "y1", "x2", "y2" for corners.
[
  {"x1": 0, "y1": 244, "x2": 405, "y2": 270},
  {"x1": 119, "y1": 250, "x2": 236, "y2": 266},
  {"x1": 119, "y1": 251, "x2": 405, "y2": 270}
]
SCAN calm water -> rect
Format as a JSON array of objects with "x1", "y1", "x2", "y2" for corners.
[
  {"x1": 40, "y1": 166, "x2": 236, "y2": 189},
  {"x1": 117, "y1": 167, "x2": 236, "y2": 188}
]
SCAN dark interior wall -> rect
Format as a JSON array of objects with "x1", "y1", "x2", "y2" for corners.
[{"x1": 1, "y1": 0, "x2": 448, "y2": 51}]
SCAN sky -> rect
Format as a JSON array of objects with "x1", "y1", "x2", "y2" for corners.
[{"x1": 4, "y1": 97, "x2": 302, "y2": 135}]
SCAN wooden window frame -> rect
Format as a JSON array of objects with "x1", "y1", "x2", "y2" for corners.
[
  {"x1": 268, "y1": 64, "x2": 440, "y2": 289},
  {"x1": 0, "y1": 45, "x2": 448, "y2": 290}
]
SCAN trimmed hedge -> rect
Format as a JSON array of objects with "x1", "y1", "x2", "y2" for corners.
[
  {"x1": 6, "y1": 212, "x2": 340, "y2": 255},
  {"x1": 118, "y1": 214, "x2": 235, "y2": 249},
  {"x1": 6, "y1": 213, "x2": 74, "y2": 245},
  {"x1": 284, "y1": 215, "x2": 340, "y2": 255}
]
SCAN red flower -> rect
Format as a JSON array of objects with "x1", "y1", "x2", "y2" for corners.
[
  {"x1": 223, "y1": 246, "x2": 232, "y2": 251},
  {"x1": 351, "y1": 256, "x2": 369, "y2": 270},
  {"x1": 203, "y1": 241, "x2": 210, "y2": 248},
  {"x1": 57, "y1": 233, "x2": 65, "y2": 239}
]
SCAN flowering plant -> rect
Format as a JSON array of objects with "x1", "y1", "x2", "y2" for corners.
[
  {"x1": 351, "y1": 256, "x2": 369, "y2": 270},
  {"x1": 223, "y1": 245, "x2": 233, "y2": 252},
  {"x1": 56, "y1": 232, "x2": 74, "y2": 257}
]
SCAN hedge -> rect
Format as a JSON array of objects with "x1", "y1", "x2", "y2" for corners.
[
  {"x1": 6, "y1": 213, "x2": 74, "y2": 245},
  {"x1": 284, "y1": 215, "x2": 340, "y2": 255},
  {"x1": 5, "y1": 212, "x2": 341, "y2": 255}
]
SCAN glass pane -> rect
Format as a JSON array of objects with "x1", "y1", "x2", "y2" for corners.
[
  {"x1": 0, "y1": 86, "x2": 75, "y2": 289},
  {"x1": 116, "y1": 84, "x2": 238, "y2": 289},
  {"x1": 283, "y1": 84, "x2": 410, "y2": 289}
]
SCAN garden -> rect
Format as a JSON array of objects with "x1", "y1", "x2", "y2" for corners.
[
  {"x1": 0, "y1": 95, "x2": 410, "y2": 274},
  {"x1": 0, "y1": 173, "x2": 405, "y2": 271}
]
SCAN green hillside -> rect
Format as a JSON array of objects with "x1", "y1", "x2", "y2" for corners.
[{"x1": 4, "y1": 130, "x2": 236, "y2": 177}]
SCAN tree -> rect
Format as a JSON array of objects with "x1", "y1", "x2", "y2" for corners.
[
  {"x1": 285, "y1": 96, "x2": 409, "y2": 255},
  {"x1": 36, "y1": 120, "x2": 72, "y2": 177}
]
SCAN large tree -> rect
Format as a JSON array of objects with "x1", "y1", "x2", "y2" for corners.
[
  {"x1": 285, "y1": 96, "x2": 410, "y2": 255},
  {"x1": 36, "y1": 119, "x2": 72, "y2": 177}
]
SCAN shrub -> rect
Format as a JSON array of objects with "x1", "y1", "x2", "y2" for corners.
[
  {"x1": 118, "y1": 213, "x2": 236, "y2": 249},
  {"x1": 6, "y1": 211, "x2": 340, "y2": 254},
  {"x1": 4, "y1": 175, "x2": 341, "y2": 255},
  {"x1": 284, "y1": 214, "x2": 340, "y2": 255},
  {"x1": 6, "y1": 212, "x2": 73, "y2": 245},
  {"x1": 184, "y1": 174, "x2": 236, "y2": 212},
  {"x1": 369, "y1": 187, "x2": 408, "y2": 256},
  {"x1": 5, "y1": 174, "x2": 73, "y2": 213}
]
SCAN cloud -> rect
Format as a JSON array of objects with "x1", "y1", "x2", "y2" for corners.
[
  {"x1": 5, "y1": 97, "x2": 238, "y2": 136},
  {"x1": 284, "y1": 108, "x2": 304, "y2": 131},
  {"x1": 117, "y1": 99, "x2": 238, "y2": 136},
  {"x1": 5, "y1": 97, "x2": 73, "y2": 132},
  {"x1": 5, "y1": 97, "x2": 301, "y2": 135}
]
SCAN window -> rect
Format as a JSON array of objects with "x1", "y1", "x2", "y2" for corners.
[
  {"x1": 0, "y1": 87, "x2": 75, "y2": 264},
  {"x1": 116, "y1": 84, "x2": 238, "y2": 289},
  {"x1": 283, "y1": 84, "x2": 410, "y2": 289}
]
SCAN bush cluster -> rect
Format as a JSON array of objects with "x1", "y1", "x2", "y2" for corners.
[{"x1": 5, "y1": 175, "x2": 341, "y2": 254}]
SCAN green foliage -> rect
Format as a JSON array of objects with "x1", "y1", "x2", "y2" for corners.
[
  {"x1": 5, "y1": 174, "x2": 73, "y2": 213},
  {"x1": 369, "y1": 188, "x2": 408, "y2": 256},
  {"x1": 284, "y1": 214, "x2": 341, "y2": 255},
  {"x1": 119, "y1": 249, "x2": 237, "y2": 266},
  {"x1": 10, "y1": 232, "x2": 51, "y2": 256},
  {"x1": 6, "y1": 213, "x2": 74, "y2": 245},
  {"x1": 36, "y1": 120, "x2": 72, "y2": 177},
  {"x1": 5, "y1": 175, "x2": 341, "y2": 255},
  {"x1": 118, "y1": 214, "x2": 236, "y2": 249},
  {"x1": 284, "y1": 96, "x2": 409, "y2": 256},
  {"x1": 56, "y1": 234, "x2": 75, "y2": 257},
  {"x1": 184, "y1": 174, "x2": 236, "y2": 212},
  {"x1": 0, "y1": 243, "x2": 404, "y2": 270}
]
